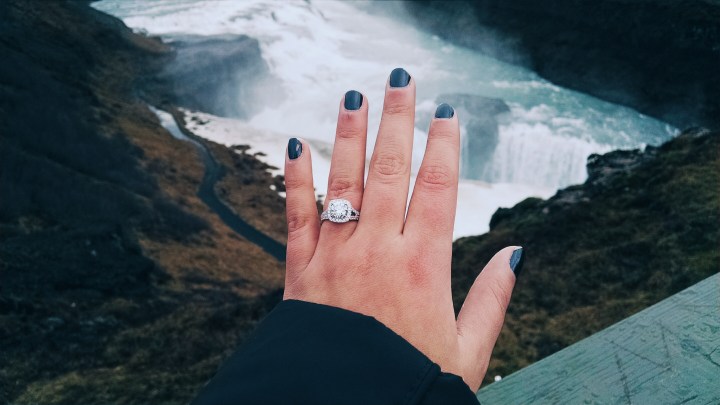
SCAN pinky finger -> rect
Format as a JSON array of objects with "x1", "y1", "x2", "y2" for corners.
[{"x1": 284, "y1": 138, "x2": 320, "y2": 295}]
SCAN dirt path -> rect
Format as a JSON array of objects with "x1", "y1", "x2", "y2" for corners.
[{"x1": 167, "y1": 110, "x2": 287, "y2": 262}]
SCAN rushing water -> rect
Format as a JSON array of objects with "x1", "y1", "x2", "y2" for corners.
[{"x1": 94, "y1": 0, "x2": 677, "y2": 237}]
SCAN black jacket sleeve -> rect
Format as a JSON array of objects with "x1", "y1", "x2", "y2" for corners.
[{"x1": 191, "y1": 299, "x2": 479, "y2": 405}]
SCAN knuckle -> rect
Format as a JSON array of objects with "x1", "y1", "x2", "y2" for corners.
[
  {"x1": 327, "y1": 175, "x2": 358, "y2": 198},
  {"x1": 429, "y1": 128, "x2": 458, "y2": 142},
  {"x1": 417, "y1": 164, "x2": 454, "y2": 190},
  {"x1": 383, "y1": 101, "x2": 413, "y2": 117},
  {"x1": 284, "y1": 174, "x2": 307, "y2": 190},
  {"x1": 486, "y1": 278, "x2": 511, "y2": 313},
  {"x1": 372, "y1": 151, "x2": 407, "y2": 178},
  {"x1": 335, "y1": 124, "x2": 360, "y2": 140},
  {"x1": 286, "y1": 213, "x2": 312, "y2": 238}
]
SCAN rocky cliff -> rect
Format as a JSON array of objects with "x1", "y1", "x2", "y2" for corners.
[
  {"x1": 148, "y1": 36, "x2": 278, "y2": 119},
  {"x1": 406, "y1": 0, "x2": 720, "y2": 130},
  {"x1": 0, "y1": 1, "x2": 286, "y2": 403},
  {"x1": 452, "y1": 128, "x2": 719, "y2": 382},
  {"x1": 2, "y1": 1, "x2": 717, "y2": 403}
]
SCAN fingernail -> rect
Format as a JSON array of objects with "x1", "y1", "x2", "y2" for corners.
[
  {"x1": 344, "y1": 90, "x2": 363, "y2": 110},
  {"x1": 389, "y1": 67, "x2": 410, "y2": 87},
  {"x1": 288, "y1": 138, "x2": 302, "y2": 160},
  {"x1": 509, "y1": 247, "x2": 524, "y2": 277},
  {"x1": 435, "y1": 103, "x2": 454, "y2": 119}
]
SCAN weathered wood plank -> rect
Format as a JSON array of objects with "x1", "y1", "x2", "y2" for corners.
[{"x1": 477, "y1": 273, "x2": 720, "y2": 404}]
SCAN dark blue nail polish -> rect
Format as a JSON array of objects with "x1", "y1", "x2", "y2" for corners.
[
  {"x1": 435, "y1": 103, "x2": 454, "y2": 119},
  {"x1": 288, "y1": 138, "x2": 302, "y2": 160},
  {"x1": 389, "y1": 67, "x2": 410, "y2": 87},
  {"x1": 344, "y1": 90, "x2": 363, "y2": 110},
  {"x1": 509, "y1": 247, "x2": 524, "y2": 277}
]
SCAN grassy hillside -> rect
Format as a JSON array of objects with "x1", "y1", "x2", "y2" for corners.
[
  {"x1": 451, "y1": 129, "x2": 720, "y2": 383},
  {"x1": 0, "y1": 1, "x2": 286, "y2": 403}
]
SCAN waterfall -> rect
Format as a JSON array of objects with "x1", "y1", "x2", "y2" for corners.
[
  {"x1": 485, "y1": 124, "x2": 611, "y2": 187},
  {"x1": 93, "y1": 0, "x2": 677, "y2": 237}
]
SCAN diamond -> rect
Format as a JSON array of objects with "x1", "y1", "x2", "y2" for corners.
[{"x1": 327, "y1": 199, "x2": 352, "y2": 223}]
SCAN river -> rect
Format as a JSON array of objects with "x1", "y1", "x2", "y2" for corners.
[{"x1": 93, "y1": 0, "x2": 676, "y2": 238}]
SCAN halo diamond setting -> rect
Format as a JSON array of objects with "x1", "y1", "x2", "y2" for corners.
[{"x1": 321, "y1": 198, "x2": 360, "y2": 223}]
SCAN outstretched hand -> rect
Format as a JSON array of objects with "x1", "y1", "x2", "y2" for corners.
[{"x1": 283, "y1": 68, "x2": 522, "y2": 391}]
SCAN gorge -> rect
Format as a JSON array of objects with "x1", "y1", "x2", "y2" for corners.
[
  {"x1": 94, "y1": 0, "x2": 678, "y2": 238},
  {"x1": 1, "y1": 0, "x2": 717, "y2": 403}
]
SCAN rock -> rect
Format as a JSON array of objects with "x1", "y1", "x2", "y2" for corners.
[
  {"x1": 437, "y1": 93, "x2": 510, "y2": 181},
  {"x1": 157, "y1": 36, "x2": 280, "y2": 118},
  {"x1": 44, "y1": 317, "x2": 65, "y2": 328},
  {"x1": 681, "y1": 127, "x2": 714, "y2": 139},
  {"x1": 586, "y1": 149, "x2": 652, "y2": 187},
  {"x1": 407, "y1": 1, "x2": 720, "y2": 130}
]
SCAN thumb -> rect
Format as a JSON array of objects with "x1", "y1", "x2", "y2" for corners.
[{"x1": 456, "y1": 246, "x2": 523, "y2": 391}]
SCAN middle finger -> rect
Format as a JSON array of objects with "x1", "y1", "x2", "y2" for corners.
[{"x1": 359, "y1": 68, "x2": 416, "y2": 235}]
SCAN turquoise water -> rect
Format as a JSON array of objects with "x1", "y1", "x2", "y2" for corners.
[{"x1": 94, "y1": 0, "x2": 676, "y2": 190}]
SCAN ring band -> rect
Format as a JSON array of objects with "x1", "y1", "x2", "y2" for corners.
[{"x1": 321, "y1": 198, "x2": 360, "y2": 223}]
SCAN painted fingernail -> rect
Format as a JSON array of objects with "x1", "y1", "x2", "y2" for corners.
[
  {"x1": 288, "y1": 138, "x2": 302, "y2": 160},
  {"x1": 509, "y1": 247, "x2": 524, "y2": 277},
  {"x1": 435, "y1": 103, "x2": 454, "y2": 119},
  {"x1": 389, "y1": 67, "x2": 411, "y2": 87},
  {"x1": 344, "y1": 90, "x2": 363, "y2": 110}
]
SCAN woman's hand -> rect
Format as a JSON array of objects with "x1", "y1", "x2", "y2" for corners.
[{"x1": 282, "y1": 68, "x2": 522, "y2": 392}]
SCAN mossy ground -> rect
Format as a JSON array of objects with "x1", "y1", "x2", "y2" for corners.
[
  {"x1": 1, "y1": 2, "x2": 285, "y2": 403},
  {"x1": 452, "y1": 131, "x2": 719, "y2": 384}
]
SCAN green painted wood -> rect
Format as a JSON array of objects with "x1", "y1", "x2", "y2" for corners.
[{"x1": 477, "y1": 274, "x2": 720, "y2": 404}]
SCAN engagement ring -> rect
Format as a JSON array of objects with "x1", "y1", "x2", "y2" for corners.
[{"x1": 321, "y1": 198, "x2": 360, "y2": 223}]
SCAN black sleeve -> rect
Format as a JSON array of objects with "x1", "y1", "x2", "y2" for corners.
[{"x1": 191, "y1": 299, "x2": 480, "y2": 405}]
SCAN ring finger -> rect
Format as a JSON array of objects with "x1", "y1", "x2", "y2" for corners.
[{"x1": 320, "y1": 90, "x2": 368, "y2": 239}]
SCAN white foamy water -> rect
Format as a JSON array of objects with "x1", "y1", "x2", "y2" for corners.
[
  {"x1": 183, "y1": 108, "x2": 553, "y2": 238},
  {"x1": 94, "y1": 0, "x2": 677, "y2": 238}
]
